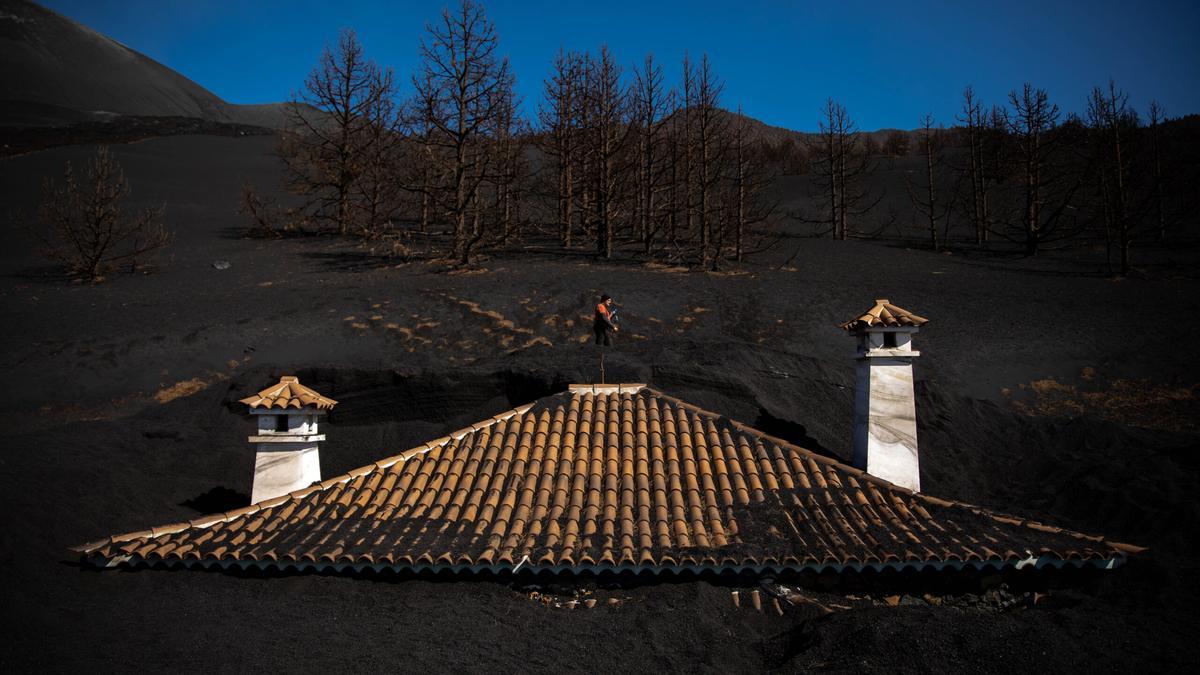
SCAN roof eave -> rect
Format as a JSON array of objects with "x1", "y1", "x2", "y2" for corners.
[{"x1": 80, "y1": 552, "x2": 1134, "y2": 576}]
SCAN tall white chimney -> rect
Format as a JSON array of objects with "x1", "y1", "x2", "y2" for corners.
[
  {"x1": 841, "y1": 299, "x2": 928, "y2": 492},
  {"x1": 239, "y1": 376, "x2": 337, "y2": 503}
]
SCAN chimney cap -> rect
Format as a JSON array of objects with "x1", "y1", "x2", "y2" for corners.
[
  {"x1": 239, "y1": 375, "x2": 337, "y2": 410},
  {"x1": 840, "y1": 298, "x2": 928, "y2": 332}
]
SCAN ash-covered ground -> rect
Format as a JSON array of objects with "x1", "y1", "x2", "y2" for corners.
[{"x1": 2, "y1": 135, "x2": 1199, "y2": 672}]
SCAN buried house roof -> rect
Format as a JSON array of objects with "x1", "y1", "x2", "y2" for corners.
[
  {"x1": 77, "y1": 385, "x2": 1140, "y2": 575},
  {"x1": 840, "y1": 298, "x2": 929, "y2": 332},
  {"x1": 239, "y1": 376, "x2": 338, "y2": 410}
]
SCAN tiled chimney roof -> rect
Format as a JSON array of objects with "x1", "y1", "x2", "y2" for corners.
[
  {"x1": 239, "y1": 376, "x2": 337, "y2": 410},
  {"x1": 76, "y1": 387, "x2": 1139, "y2": 575},
  {"x1": 840, "y1": 298, "x2": 929, "y2": 332}
]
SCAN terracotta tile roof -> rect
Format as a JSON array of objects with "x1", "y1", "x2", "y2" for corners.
[
  {"x1": 840, "y1": 298, "x2": 929, "y2": 332},
  {"x1": 77, "y1": 387, "x2": 1140, "y2": 574},
  {"x1": 239, "y1": 376, "x2": 337, "y2": 410}
]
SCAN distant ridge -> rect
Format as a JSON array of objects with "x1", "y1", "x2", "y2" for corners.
[
  {"x1": 715, "y1": 110, "x2": 921, "y2": 148},
  {"x1": 0, "y1": 0, "x2": 292, "y2": 128},
  {"x1": 1, "y1": 0, "x2": 929, "y2": 141}
]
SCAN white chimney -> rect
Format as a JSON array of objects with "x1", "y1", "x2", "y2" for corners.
[
  {"x1": 239, "y1": 376, "x2": 337, "y2": 503},
  {"x1": 841, "y1": 299, "x2": 928, "y2": 492}
]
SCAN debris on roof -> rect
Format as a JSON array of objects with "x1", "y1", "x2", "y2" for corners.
[
  {"x1": 238, "y1": 375, "x2": 337, "y2": 410},
  {"x1": 77, "y1": 387, "x2": 1139, "y2": 575}
]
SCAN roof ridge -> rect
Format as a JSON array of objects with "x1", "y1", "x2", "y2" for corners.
[
  {"x1": 639, "y1": 386, "x2": 1145, "y2": 555},
  {"x1": 73, "y1": 393, "x2": 561, "y2": 553},
  {"x1": 568, "y1": 383, "x2": 646, "y2": 395}
]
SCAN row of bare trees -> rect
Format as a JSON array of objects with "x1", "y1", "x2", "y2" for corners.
[
  {"x1": 407, "y1": 1, "x2": 526, "y2": 264},
  {"x1": 263, "y1": 1, "x2": 778, "y2": 268},
  {"x1": 938, "y1": 83, "x2": 1080, "y2": 255},
  {"x1": 263, "y1": 3, "x2": 532, "y2": 266},
  {"x1": 807, "y1": 99, "x2": 879, "y2": 241},
  {"x1": 257, "y1": 0, "x2": 1189, "y2": 274},
  {"x1": 890, "y1": 81, "x2": 1185, "y2": 274},
  {"x1": 535, "y1": 48, "x2": 775, "y2": 267}
]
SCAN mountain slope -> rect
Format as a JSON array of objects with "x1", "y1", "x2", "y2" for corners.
[{"x1": 0, "y1": 0, "x2": 291, "y2": 127}]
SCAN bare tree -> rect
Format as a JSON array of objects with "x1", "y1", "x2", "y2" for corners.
[
  {"x1": 351, "y1": 66, "x2": 403, "y2": 239},
  {"x1": 664, "y1": 89, "x2": 683, "y2": 251},
  {"x1": 580, "y1": 46, "x2": 630, "y2": 259},
  {"x1": 906, "y1": 113, "x2": 949, "y2": 249},
  {"x1": 1087, "y1": 79, "x2": 1139, "y2": 274},
  {"x1": 537, "y1": 49, "x2": 583, "y2": 247},
  {"x1": 412, "y1": 0, "x2": 515, "y2": 264},
  {"x1": 398, "y1": 83, "x2": 441, "y2": 235},
  {"x1": 38, "y1": 146, "x2": 170, "y2": 281},
  {"x1": 690, "y1": 54, "x2": 728, "y2": 267},
  {"x1": 862, "y1": 134, "x2": 881, "y2": 157},
  {"x1": 282, "y1": 29, "x2": 391, "y2": 235},
  {"x1": 957, "y1": 86, "x2": 991, "y2": 245},
  {"x1": 631, "y1": 53, "x2": 671, "y2": 255},
  {"x1": 1146, "y1": 100, "x2": 1167, "y2": 243},
  {"x1": 809, "y1": 102, "x2": 839, "y2": 238},
  {"x1": 882, "y1": 130, "x2": 909, "y2": 157},
  {"x1": 571, "y1": 52, "x2": 595, "y2": 245},
  {"x1": 981, "y1": 104, "x2": 1012, "y2": 240},
  {"x1": 773, "y1": 138, "x2": 807, "y2": 175},
  {"x1": 679, "y1": 53, "x2": 696, "y2": 254},
  {"x1": 726, "y1": 106, "x2": 777, "y2": 261},
  {"x1": 1004, "y1": 84, "x2": 1080, "y2": 255},
  {"x1": 485, "y1": 82, "x2": 527, "y2": 246},
  {"x1": 239, "y1": 181, "x2": 284, "y2": 238},
  {"x1": 807, "y1": 98, "x2": 877, "y2": 240}
]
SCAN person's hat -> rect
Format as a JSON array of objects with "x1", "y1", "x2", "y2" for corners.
[{"x1": 600, "y1": 294, "x2": 611, "y2": 302}]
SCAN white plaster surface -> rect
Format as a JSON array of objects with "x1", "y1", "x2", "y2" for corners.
[
  {"x1": 251, "y1": 443, "x2": 321, "y2": 503},
  {"x1": 852, "y1": 354, "x2": 921, "y2": 492},
  {"x1": 247, "y1": 405, "x2": 329, "y2": 503}
]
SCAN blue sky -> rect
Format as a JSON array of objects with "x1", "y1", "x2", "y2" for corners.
[{"x1": 41, "y1": 0, "x2": 1200, "y2": 131}]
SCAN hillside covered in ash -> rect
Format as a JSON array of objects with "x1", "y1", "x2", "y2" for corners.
[{"x1": 2, "y1": 0, "x2": 1199, "y2": 671}]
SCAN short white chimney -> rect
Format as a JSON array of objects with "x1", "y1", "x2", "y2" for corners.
[
  {"x1": 841, "y1": 299, "x2": 928, "y2": 492},
  {"x1": 239, "y1": 376, "x2": 337, "y2": 503}
]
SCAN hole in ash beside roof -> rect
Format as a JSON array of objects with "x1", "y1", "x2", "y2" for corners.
[
  {"x1": 753, "y1": 408, "x2": 843, "y2": 462},
  {"x1": 501, "y1": 369, "x2": 570, "y2": 408},
  {"x1": 221, "y1": 367, "x2": 570, "y2": 427},
  {"x1": 180, "y1": 486, "x2": 250, "y2": 514}
]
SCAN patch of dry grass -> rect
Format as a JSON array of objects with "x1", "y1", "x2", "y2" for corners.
[
  {"x1": 1008, "y1": 369, "x2": 1199, "y2": 433},
  {"x1": 512, "y1": 336, "x2": 553, "y2": 351},
  {"x1": 643, "y1": 262, "x2": 689, "y2": 273},
  {"x1": 154, "y1": 374, "x2": 227, "y2": 404},
  {"x1": 451, "y1": 297, "x2": 533, "y2": 334}
]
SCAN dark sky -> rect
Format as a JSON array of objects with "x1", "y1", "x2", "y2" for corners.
[{"x1": 40, "y1": 0, "x2": 1200, "y2": 131}]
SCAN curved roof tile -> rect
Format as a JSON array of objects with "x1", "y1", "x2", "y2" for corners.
[
  {"x1": 840, "y1": 298, "x2": 930, "y2": 332},
  {"x1": 239, "y1": 376, "x2": 337, "y2": 411}
]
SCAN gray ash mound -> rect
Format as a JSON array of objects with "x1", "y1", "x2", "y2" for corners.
[
  {"x1": 2, "y1": 362, "x2": 1198, "y2": 671},
  {"x1": 1, "y1": 133, "x2": 1199, "y2": 670}
]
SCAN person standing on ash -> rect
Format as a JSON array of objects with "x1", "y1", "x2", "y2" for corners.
[{"x1": 594, "y1": 294, "x2": 619, "y2": 345}]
